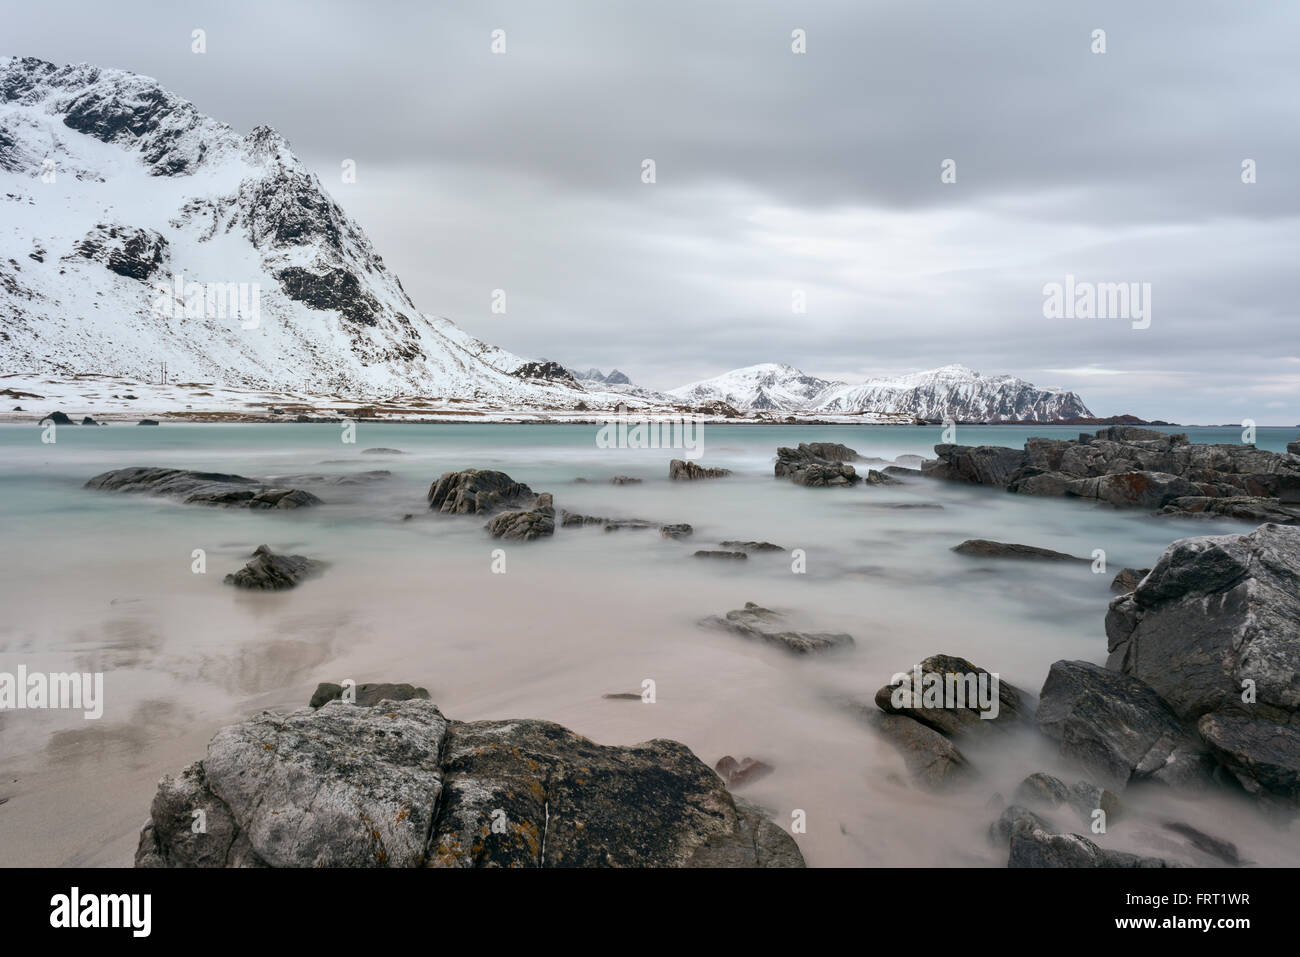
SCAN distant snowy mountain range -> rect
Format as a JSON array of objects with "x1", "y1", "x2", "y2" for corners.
[
  {"x1": 1, "y1": 57, "x2": 1097, "y2": 424},
  {"x1": 662, "y1": 362, "x2": 1092, "y2": 422}
]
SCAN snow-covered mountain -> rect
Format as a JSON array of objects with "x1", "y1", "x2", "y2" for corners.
[
  {"x1": 813, "y1": 364, "x2": 1092, "y2": 422},
  {"x1": 669, "y1": 362, "x2": 1092, "y2": 421},
  {"x1": 0, "y1": 56, "x2": 631, "y2": 408},
  {"x1": 668, "y1": 363, "x2": 843, "y2": 412},
  {"x1": 573, "y1": 366, "x2": 673, "y2": 403}
]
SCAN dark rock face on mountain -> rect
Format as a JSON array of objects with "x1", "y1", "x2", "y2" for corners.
[
  {"x1": 952, "y1": 540, "x2": 1088, "y2": 562},
  {"x1": 485, "y1": 493, "x2": 555, "y2": 540},
  {"x1": 699, "y1": 602, "x2": 854, "y2": 655},
  {"x1": 923, "y1": 427, "x2": 1300, "y2": 522},
  {"x1": 511, "y1": 361, "x2": 580, "y2": 387},
  {"x1": 223, "y1": 545, "x2": 324, "y2": 590},
  {"x1": 85, "y1": 467, "x2": 321, "y2": 509},
  {"x1": 774, "y1": 444, "x2": 861, "y2": 487},
  {"x1": 72, "y1": 223, "x2": 168, "y2": 280},
  {"x1": 135, "y1": 696, "x2": 804, "y2": 868},
  {"x1": 1036, "y1": 660, "x2": 1212, "y2": 791},
  {"x1": 669, "y1": 459, "x2": 732, "y2": 480},
  {"x1": 427, "y1": 469, "x2": 536, "y2": 515}
]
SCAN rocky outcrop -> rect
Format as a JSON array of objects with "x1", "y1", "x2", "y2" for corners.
[
  {"x1": 699, "y1": 602, "x2": 854, "y2": 655},
  {"x1": 714, "y1": 756, "x2": 773, "y2": 789},
  {"x1": 694, "y1": 549, "x2": 747, "y2": 560},
  {"x1": 1197, "y1": 715, "x2": 1300, "y2": 808},
  {"x1": 1105, "y1": 524, "x2": 1300, "y2": 727},
  {"x1": 773, "y1": 444, "x2": 862, "y2": 487},
  {"x1": 1110, "y1": 567, "x2": 1150, "y2": 592},
  {"x1": 872, "y1": 713, "x2": 973, "y2": 791},
  {"x1": 718, "y1": 540, "x2": 784, "y2": 552},
  {"x1": 135, "y1": 696, "x2": 804, "y2": 868},
  {"x1": 669, "y1": 459, "x2": 732, "y2": 480},
  {"x1": 952, "y1": 540, "x2": 1088, "y2": 562},
  {"x1": 85, "y1": 467, "x2": 321, "y2": 509},
  {"x1": 485, "y1": 493, "x2": 555, "y2": 540},
  {"x1": 309, "y1": 682, "x2": 429, "y2": 708},
  {"x1": 1007, "y1": 822, "x2": 1177, "y2": 868},
  {"x1": 875, "y1": 654, "x2": 1033, "y2": 739},
  {"x1": 923, "y1": 427, "x2": 1300, "y2": 523},
  {"x1": 1036, "y1": 660, "x2": 1212, "y2": 791},
  {"x1": 223, "y1": 545, "x2": 324, "y2": 590},
  {"x1": 427, "y1": 469, "x2": 537, "y2": 515}
]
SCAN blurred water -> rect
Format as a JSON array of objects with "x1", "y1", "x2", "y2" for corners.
[{"x1": 0, "y1": 422, "x2": 1295, "y2": 866}]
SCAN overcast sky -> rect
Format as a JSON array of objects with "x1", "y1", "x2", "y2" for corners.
[{"x1": 8, "y1": 1, "x2": 1300, "y2": 422}]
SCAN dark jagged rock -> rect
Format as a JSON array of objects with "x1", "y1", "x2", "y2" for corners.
[
  {"x1": 989, "y1": 804, "x2": 1053, "y2": 848},
  {"x1": 510, "y1": 360, "x2": 580, "y2": 387},
  {"x1": 135, "y1": 697, "x2": 804, "y2": 868},
  {"x1": 1109, "y1": 567, "x2": 1150, "y2": 593},
  {"x1": 699, "y1": 602, "x2": 854, "y2": 655},
  {"x1": 719, "y1": 540, "x2": 785, "y2": 552},
  {"x1": 659, "y1": 524, "x2": 693, "y2": 539},
  {"x1": 40, "y1": 410, "x2": 73, "y2": 425},
  {"x1": 1036, "y1": 660, "x2": 1211, "y2": 791},
  {"x1": 361, "y1": 447, "x2": 405, "y2": 455},
  {"x1": 309, "y1": 682, "x2": 430, "y2": 709},
  {"x1": 1014, "y1": 772, "x2": 1121, "y2": 827},
  {"x1": 694, "y1": 549, "x2": 747, "y2": 560},
  {"x1": 924, "y1": 427, "x2": 1300, "y2": 523},
  {"x1": 609, "y1": 475, "x2": 642, "y2": 485},
  {"x1": 1198, "y1": 714, "x2": 1300, "y2": 808},
  {"x1": 1161, "y1": 820, "x2": 1243, "y2": 866},
  {"x1": 952, "y1": 540, "x2": 1088, "y2": 562},
  {"x1": 774, "y1": 444, "x2": 862, "y2": 486},
  {"x1": 485, "y1": 493, "x2": 555, "y2": 540},
  {"x1": 669, "y1": 459, "x2": 732, "y2": 480},
  {"x1": 80, "y1": 416, "x2": 99, "y2": 425},
  {"x1": 714, "y1": 756, "x2": 774, "y2": 789},
  {"x1": 863, "y1": 469, "x2": 902, "y2": 486},
  {"x1": 1105, "y1": 524, "x2": 1300, "y2": 726},
  {"x1": 223, "y1": 545, "x2": 324, "y2": 590},
  {"x1": 1008, "y1": 822, "x2": 1178, "y2": 868},
  {"x1": 427, "y1": 468, "x2": 536, "y2": 515},
  {"x1": 84, "y1": 467, "x2": 321, "y2": 509},
  {"x1": 872, "y1": 713, "x2": 973, "y2": 791},
  {"x1": 874, "y1": 653, "x2": 1033, "y2": 738},
  {"x1": 137, "y1": 419, "x2": 159, "y2": 425}
]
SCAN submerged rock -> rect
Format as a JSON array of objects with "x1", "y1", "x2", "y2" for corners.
[
  {"x1": 872, "y1": 713, "x2": 973, "y2": 791},
  {"x1": 660, "y1": 524, "x2": 693, "y2": 539},
  {"x1": 1008, "y1": 822, "x2": 1177, "y2": 868},
  {"x1": 135, "y1": 697, "x2": 804, "y2": 868},
  {"x1": 718, "y1": 540, "x2": 785, "y2": 552},
  {"x1": 699, "y1": 602, "x2": 854, "y2": 654},
  {"x1": 223, "y1": 545, "x2": 325, "y2": 590},
  {"x1": 669, "y1": 459, "x2": 732, "y2": 480},
  {"x1": 85, "y1": 467, "x2": 322, "y2": 509},
  {"x1": 693, "y1": 549, "x2": 747, "y2": 560},
  {"x1": 714, "y1": 756, "x2": 774, "y2": 789},
  {"x1": 1109, "y1": 567, "x2": 1150, "y2": 592},
  {"x1": 310, "y1": 682, "x2": 430, "y2": 708},
  {"x1": 952, "y1": 539, "x2": 1088, "y2": 562}
]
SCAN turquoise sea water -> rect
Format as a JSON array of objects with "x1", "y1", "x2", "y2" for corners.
[{"x1": 0, "y1": 422, "x2": 1294, "y2": 866}]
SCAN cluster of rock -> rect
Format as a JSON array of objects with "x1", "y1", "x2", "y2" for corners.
[
  {"x1": 427, "y1": 468, "x2": 555, "y2": 540},
  {"x1": 923, "y1": 426, "x2": 1300, "y2": 523},
  {"x1": 85, "y1": 467, "x2": 321, "y2": 509},
  {"x1": 135, "y1": 689, "x2": 804, "y2": 868},
  {"x1": 774, "y1": 443, "x2": 862, "y2": 486}
]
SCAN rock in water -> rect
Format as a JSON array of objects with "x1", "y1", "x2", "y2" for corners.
[
  {"x1": 485, "y1": 493, "x2": 556, "y2": 540},
  {"x1": 699, "y1": 602, "x2": 854, "y2": 654},
  {"x1": 952, "y1": 539, "x2": 1088, "y2": 562},
  {"x1": 693, "y1": 549, "x2": 748, "y2": 560},
  {"x1": 714, "y1": 755, "x2": 774, "y2": 789},
  {"x1": 309, "y1": 682, "x2": 429, "y2": 708},
  {"x1": 669, "y1": 459, "x2": 732, "y2": 480},
  {"x1": 773, "y1": 444, "x2": 862, "y2": 486},
  {"x1": 1197, "y1": 714, "x2": 1300, "y2": 808},
  {"x1": 1035, "y1": 660, "x2": 1211, "y2": 791},
  {"x1": 1105, "y1": 524, "x2": 1300, "y2": 725},
  {"x1": 84, "y1": 467, "x2": 321, "y2": 509},
  {"x1": 39, "y1": 410, "x2": 74, "y2": 425},
  {"x1": 873, "y1": 713, "x2": 973, "y2": 791},
  {"x1": 223, "y1": 545, "x2": 324, "y2": 590},
  {"x1": 135, "y1": 697, "x2": 805, "y2": 868},
  {"x1": 427, "y1": 468, "x2": 537, "y2": 514},
  {"x1": 1109, "y1": 567, "x2": 1150, "y2": 592},
  {"x1": 874, "y1": 653, "x2": 1033, "y2": 738}
]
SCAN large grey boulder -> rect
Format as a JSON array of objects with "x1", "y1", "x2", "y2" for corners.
[
  {"x1": 669, "y1": 459, "x2": 731, "y2": 480},
  {"x1": 428, "y1": 469, "x2": 537, "y2": 515},
  {"x1": 1036, "y1": 660, "x2": 1211, "y2": 791},
  {"x1": 1105, "y1": 524, "x2": 1300, "y2": 724},
  {"x1": 1064, "y1": 471, "x2": 1201, "y2": 509},
  {"x1": 1198, "y1": 714, "x2": 1300, "y2": 808},
  {"x1": 136, "y1": 697, "x2": 804, "y2": 868},
  {"x1": 774, "y1": 444, "x2": 862, "y2": 486},
  {"x1": 1008, "y1": 823, "x2": 1177, "y2": 868},
  {"x1": 874, "y1": 653, "x2": 1033, "y2": 739},
  {"x1": 921, "y1": 444, "x2": 1027, "y2": 486},
  {"x1": 485, "y1": 493, "x2": 555, "y2": 540}
]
